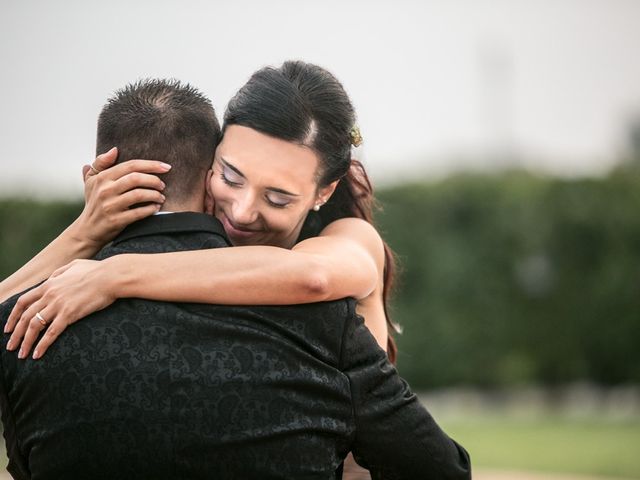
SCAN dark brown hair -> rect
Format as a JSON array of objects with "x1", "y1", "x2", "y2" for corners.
[{"x1": 97, "y1": 78, "x2": 221, "y2": 203}]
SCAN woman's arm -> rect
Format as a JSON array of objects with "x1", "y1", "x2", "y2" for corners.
[
  {"x1": 7, "y1": 217, "x2": 386, "y2": 359},
  {"x1": 0, "y1": 151, "x2": 169, "y2": 302},
  {"x1": 111, "y1": 216, "x2": 389, "y2": 347},
  {"x1": 111, "y1": 218, "x2": 382, "y2": 304},
  {"x1": 0, "y1": 220, "x2": 102, "y2": 302}
]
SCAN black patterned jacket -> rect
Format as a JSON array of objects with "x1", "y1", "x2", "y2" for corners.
[{"x1": 0, "y1": 212, "x2": 470, "y2": 479}]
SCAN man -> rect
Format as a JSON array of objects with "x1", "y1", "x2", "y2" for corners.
[{"x1": 0, "y1": 79, "x2": 470, "y2": 479}]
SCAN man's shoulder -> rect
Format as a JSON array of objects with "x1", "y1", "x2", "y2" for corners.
[
  {"x1": 248, "y1": 297, "x2": 357, "y2": 331},
  {"x1": 140, "y1": 296, "x2": 359, "y2": 369},
  {"x1": 256, "y1": 297, "x2": 358, "y2": 366}
]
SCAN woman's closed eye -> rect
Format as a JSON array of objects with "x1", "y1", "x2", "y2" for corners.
[
  {"x1": 265, "y1": 192, "x2": 291, "y2": 208},
  {"x1": 219, "y1": 161, "x2": 293, "y2": 208},
  {"x1": 221, "y1": 165, "x2": 243, "y2": 187}
]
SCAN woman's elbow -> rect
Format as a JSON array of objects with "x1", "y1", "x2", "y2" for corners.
[
  {"x1": 292, "y1": 253, "x2": 375, "y2": 302},
  {"x1": 300, "y1": 268, "x2": 332, "y2": 301}
]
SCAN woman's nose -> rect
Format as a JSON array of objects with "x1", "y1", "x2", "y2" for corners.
[{"x1": 231, "y1": 192, "x2": 259, "y2": 226}]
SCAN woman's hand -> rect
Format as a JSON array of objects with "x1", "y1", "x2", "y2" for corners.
[
  {"x1": 74, "y1": 147, "x2": 172, "y2": 247},
  {"x1": 4, "y1": 259, "x2": 116, "y2": 360}
]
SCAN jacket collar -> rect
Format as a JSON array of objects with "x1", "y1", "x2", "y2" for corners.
[{"x1": 112, "y1": 212, "x2": 229, "y2": 246}]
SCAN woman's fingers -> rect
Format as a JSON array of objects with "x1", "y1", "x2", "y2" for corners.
[
  {"x1": 6, "y1": 297, "x2": 47, "y2": 353},
  {"x1": 98, "y1": 159, "x2": 171, "y2": 183},
  {"x1": 85, "y1": 156, "x2": 170, "y2": 186},
  {"x1": 32, "y1": 318, "x2": 68, "y2": 360},
  {"x1": 4, "y1": 259, "x2": 113, "y2": 361},
  {"x1": 5, "y1": 298, "x2": 68, "y2": 361},
  {"x1": 118, "y1": 203, "x2": 164, "y2": 225},
  {"x1": 4, "y1": 286, "x2": 42, "y2": 334},
  {"x1": 79, "y1": 159, "x2": 170, "y2": 243},
  {"x1": 17, "y1": 304, "x2": 56, "y2": 359},
  {"x1": 93, "y1": 147, "x2": 119, "y2": 172},
  {"x1": 82, "y1": 164, "x2": 92, "y2": 181},
  {"x1": 84, "y1": 147, "x2": 119, "y2": 182},
  {"x1": 112, "y1": 172, "x2": 166, "y2": 195},
  {"x1": 112, "y1": 188, "x2": 166, "y2": 211}
]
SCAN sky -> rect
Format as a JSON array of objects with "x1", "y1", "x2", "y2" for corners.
[{"x1": 1, "y1": 0, "x2": 639, "y2": 198}]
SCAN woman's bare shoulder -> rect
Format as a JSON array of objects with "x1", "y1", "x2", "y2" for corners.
[
  {"x1": 323, "y1": 219, "x2": 389, "y2": 348},
  {"x1": 320, "y1": 218, "x2": 386, "y2": 268}
]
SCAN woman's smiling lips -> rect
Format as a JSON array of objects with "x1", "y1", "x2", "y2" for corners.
[{"x1": 219, "y1": 213, "x2": 261, "y2": 241}]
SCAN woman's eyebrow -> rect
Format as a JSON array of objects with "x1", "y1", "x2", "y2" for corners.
[
  {"x1": 220, "y1": 157, "x2": 301, "y2": 197},
  {"x1": 267, "y1": 187, "x2": 301, "y2": 197},
  {"x1": 220, "y1": 157, "x2": 245, "y2": 178}
]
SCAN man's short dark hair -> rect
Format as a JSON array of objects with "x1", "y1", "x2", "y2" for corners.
[{"x1": 96, "y1": 79, "x2": 220, "y2": 202}]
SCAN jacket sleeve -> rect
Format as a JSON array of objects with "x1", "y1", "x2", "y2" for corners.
[{"x1": 339, "y1": 306, "x2": 471, "y2": 480}]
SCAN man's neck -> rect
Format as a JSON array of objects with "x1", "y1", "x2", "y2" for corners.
[{"x1": 160, "y1": 199, "x2": 205, "y2": 214}]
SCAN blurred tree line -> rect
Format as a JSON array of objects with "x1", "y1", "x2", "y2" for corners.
[
  {"x1": 1, "y1": 170, "x2": 639, "y2": 389},
  {"x1": 377, "y1": 169, "x2": 640, "y2": 389}
]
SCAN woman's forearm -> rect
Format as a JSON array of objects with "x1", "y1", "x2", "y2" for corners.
[
  {"x1": 105, "y1": 246, "x2": 337, "y2": 305},
  {"x1": 101, "y1": 220, "x2": 380, "y2": 306},
  {"x1": 0, "y1": 218, "x2": 102, "y2": 302}
]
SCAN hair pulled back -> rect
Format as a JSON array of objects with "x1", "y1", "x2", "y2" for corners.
[{"x1": 223, "y1": 61, "x2": 399, "y2": 362}]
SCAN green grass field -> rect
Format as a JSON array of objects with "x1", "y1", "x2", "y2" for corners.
[{"x1": 441, "y1": 415, "x2": 640, "y2": 478}]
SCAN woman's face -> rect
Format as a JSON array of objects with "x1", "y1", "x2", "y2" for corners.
[{"x1": 207, "y1": 125, "x2": 334, "y2": 249}]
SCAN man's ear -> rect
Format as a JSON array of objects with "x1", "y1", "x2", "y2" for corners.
[{"x1": 204, "y1": 169, "x2": 215, "y2": 215}]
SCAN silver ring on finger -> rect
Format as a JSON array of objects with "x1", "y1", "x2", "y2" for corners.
[
  {"x1": 35, "y1": 311, "x2": 48, "y2": 327},
  {"x1": 89, "y1": 164, "x2": 101, "y2": 175}
]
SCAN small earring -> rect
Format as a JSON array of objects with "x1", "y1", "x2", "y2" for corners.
[{"x1": 313, "y1": 204, "x2": 321, "y2": 212}]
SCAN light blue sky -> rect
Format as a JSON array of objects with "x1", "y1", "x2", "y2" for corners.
[{"x1": 1, "y1": 0, "x2": 639, "y2": 197}]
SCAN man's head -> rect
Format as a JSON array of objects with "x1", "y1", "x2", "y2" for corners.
[{"x1": 96, "y1": 79, "x2": 220, "y2": 211}]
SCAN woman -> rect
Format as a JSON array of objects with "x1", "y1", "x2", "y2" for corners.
[
  {"x1": 3, "y1": 60, "x2": 398, "y2": 372},
  {"x1": 3, "y1": 61, "x2": 398, "y2": 479}
]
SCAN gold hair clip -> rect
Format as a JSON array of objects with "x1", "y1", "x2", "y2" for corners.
[{"x1": 350, "y1": 126, "x2": 363, "y2": 147}]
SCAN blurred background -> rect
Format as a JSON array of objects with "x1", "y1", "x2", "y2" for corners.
[{"x1": 1, "y1": 1, "x2": 640, "y2": 478}]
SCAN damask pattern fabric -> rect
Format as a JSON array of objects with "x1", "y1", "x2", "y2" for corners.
[{"x1": 0, "y1": 212, "x2": 470, "y2": 479}]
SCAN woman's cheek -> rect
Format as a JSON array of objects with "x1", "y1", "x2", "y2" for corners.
[
  {"x1": 275, "y1": 209, "x2": 308, "y2": 235},
  {"x1": 211, "y1": 178, "x2": 233, "y2": 205}
]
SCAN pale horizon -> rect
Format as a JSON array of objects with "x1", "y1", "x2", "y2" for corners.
[{"x1": 1, "y1": 0, "x2": 639, "y2": 198}]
